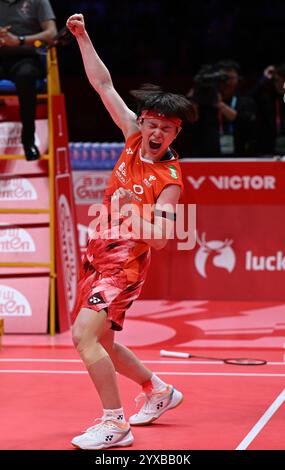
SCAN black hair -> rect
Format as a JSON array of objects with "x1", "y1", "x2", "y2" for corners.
[
  {"x1": 130, "y1": 83, "x2": 197, "y2": 124},
  {"x1": 215, "y1": 60, "x2": 241, "y2": 74}
]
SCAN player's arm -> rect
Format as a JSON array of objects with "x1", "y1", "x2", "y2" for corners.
[
  {"x1": 117, "y1": 184, "x2": 181, "y2": 250},
  {"x1": 66, "y1": 14, "x2": 138, "y2": 139},
  {"x1": 150, "y1": 184, "x2": 181, "y2": 250}
]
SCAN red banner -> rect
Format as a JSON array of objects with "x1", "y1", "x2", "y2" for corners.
[
  {"x1": 73, "y1": 161, "x2": 285, "y2": 302},
  {"x1": 52, "y1": 95, "x2": 80, "y2": 331},
  {"x1": 166, "y1": 205, "x2": 285, "y2": 301}
]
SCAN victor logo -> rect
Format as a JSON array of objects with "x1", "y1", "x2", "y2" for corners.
[
  {"x1": 187, "y1": 175, "x2": 275, "y2": 190},
  {"x1": 195, "y1": 232, "x2": 236, "y2": 278}
]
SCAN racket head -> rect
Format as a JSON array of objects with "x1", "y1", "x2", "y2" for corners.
[{"x1": 223, "y1": 358, "x2": 267, "y2": 366}]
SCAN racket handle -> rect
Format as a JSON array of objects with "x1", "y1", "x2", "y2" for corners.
[{"x1": 160, "y1": 349, "x2": 190, "y2": 358}]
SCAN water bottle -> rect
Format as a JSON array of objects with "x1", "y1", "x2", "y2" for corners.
[
  {"x1": 73, "y1": 142, "x2": 83, "y2": 170},
  {"x1": 90, "y1": 142, "x2": 102, "y2": 170},
  {"x1": 82, "y1": 142, "x2": 92, "y2": 170},
  {"x1": 101, "y1": 142, "x2": 111, "y2": 169}
]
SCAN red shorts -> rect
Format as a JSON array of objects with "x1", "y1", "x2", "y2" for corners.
[{"x1": 72, "y1": 254, "x2": 150, "y2": 330}]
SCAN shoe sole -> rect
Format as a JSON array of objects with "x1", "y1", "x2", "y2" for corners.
[
  {"x1": 130, "y1": 390, "x2": 184, "y2": 426},
  {"x1": 71, "y1": 431, "x2": 134, "y2": 450}
]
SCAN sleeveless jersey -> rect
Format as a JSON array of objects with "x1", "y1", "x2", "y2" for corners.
[{"x1": 86, "y1": 131, "x2": 184, "y2": 283}]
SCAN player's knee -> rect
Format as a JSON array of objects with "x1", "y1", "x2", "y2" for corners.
[
  {"x1": 71, "y1": 323, "x2": 81, "y2": 348},
  {"x1": 72, "y1": 323, "x2": 96, "y2": 349},
  {"x1": 72, "y1": 324, "x2": 105, "y2": 365}
]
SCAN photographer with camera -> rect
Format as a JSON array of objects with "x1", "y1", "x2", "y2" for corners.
[
  {"x1": 0, "y1": 0, "x2": 57, "y2": 161},
  {"x1": 184, "y1": 60, "x2": 256, "y2": 157},
  {"x1": 251, "y1": 64, "x2": 285, "y2": 156}
]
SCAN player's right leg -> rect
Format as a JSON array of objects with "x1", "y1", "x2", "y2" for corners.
[{"x1": 71, "y1": 308, "x2": 133, "y2": 449}]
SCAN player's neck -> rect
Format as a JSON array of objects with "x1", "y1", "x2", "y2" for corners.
[{"x1": 139, "y1": 147, "x2": 170, "y2": 163}]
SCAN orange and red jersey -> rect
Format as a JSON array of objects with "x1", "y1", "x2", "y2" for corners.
[
  {"x1": 104, "y1": 131, "x2": 184, "y2": 212},
  {"x1": 86, "y1": 131, "x2": 184, "y2": 283}
]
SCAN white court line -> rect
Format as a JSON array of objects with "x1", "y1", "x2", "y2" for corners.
[
  {"x1": 236, "y1": 388, "x2": 285, "y2": 450},
  {"x1": 0, "y1": 358, "x2": 283, "y2": 365},
  {"x1": 0, "y1": 358, "x2": 81, "y2": 363},
  {"x1": 0, "y1": 369, "x2": 285, "y2": 377}
]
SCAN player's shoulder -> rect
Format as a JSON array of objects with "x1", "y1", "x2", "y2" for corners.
[
  {"x1": 125, "y1": 130, "x2": 141, "y2": 145},
  {"x1": 123, "y1": 131, "x2": 142, "y2": 155}
]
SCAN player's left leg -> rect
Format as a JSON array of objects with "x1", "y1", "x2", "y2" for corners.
[{"x1": 101, "y1": 329, "x2": 183, "y2": 426}]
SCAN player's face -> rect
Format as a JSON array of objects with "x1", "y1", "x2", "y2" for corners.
[{"x1": 140, "y1": 118, "x2": 179, "y2": 160}]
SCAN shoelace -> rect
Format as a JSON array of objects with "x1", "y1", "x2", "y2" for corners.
[
  {"x1": 84, "y1": 417, "x2": 119, "y2": 434},
  {"x1": 134, "y1": 389, "x2": 166, "y2": 414},
  {"x1": 134, "y1": 391, "x2": 147, "y2": 406}
]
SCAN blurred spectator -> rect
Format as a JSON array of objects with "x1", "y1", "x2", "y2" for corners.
[
  {"x1": 251, "y1": 64, "x2": 285, "y2": 156},
  {"x1": 0, "y1": 0, "x2": 57, "y2": 160},
  {"x1": 182, "y1": 60, "x2": 256, "y2": 157}
]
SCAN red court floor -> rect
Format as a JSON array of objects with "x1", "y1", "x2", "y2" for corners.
[
  {"x1": 0, "y1": 300, "x2": 284, "y2": 450},
  {"x1": 0, "y1": 346, "x2": 284, "y2": 450}
]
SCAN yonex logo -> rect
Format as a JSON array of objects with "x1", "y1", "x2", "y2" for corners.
[
  {"x1": 105, "y1": 435, "x2": 113, "y2": 442},
  {"x1": 126, "y1": 147, "x2": 133, "y2": 155},
  {"x1": 156, "y1": 402, "x2": 164, "y2": 410},
  {"x1": 88, "y1": 294, "x2": 104, "y2": 305}
]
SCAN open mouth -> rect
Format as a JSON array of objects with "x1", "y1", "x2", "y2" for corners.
[{"x1": 149, "y1": 141, "x2": 162, "y2": 150}]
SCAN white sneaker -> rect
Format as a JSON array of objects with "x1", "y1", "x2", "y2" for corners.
[
  {"x1": 71, "y1": 417, "x2": 134, "y2": 450},
  {"x1": 129, "y1": 384, "x2": 183, "y2": 426}
]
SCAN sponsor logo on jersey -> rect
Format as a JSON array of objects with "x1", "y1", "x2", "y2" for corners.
[
  {"x1": 133, "y1": 184, "x2": 144, "y2": 195},
  {"x1": 168, "y1": 165, "x2": 178, "y2": 179}
]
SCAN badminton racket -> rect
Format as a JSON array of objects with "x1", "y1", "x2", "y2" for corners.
[{"x1": 160, "y1": 349, "x2": 267, "y2": 366}]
